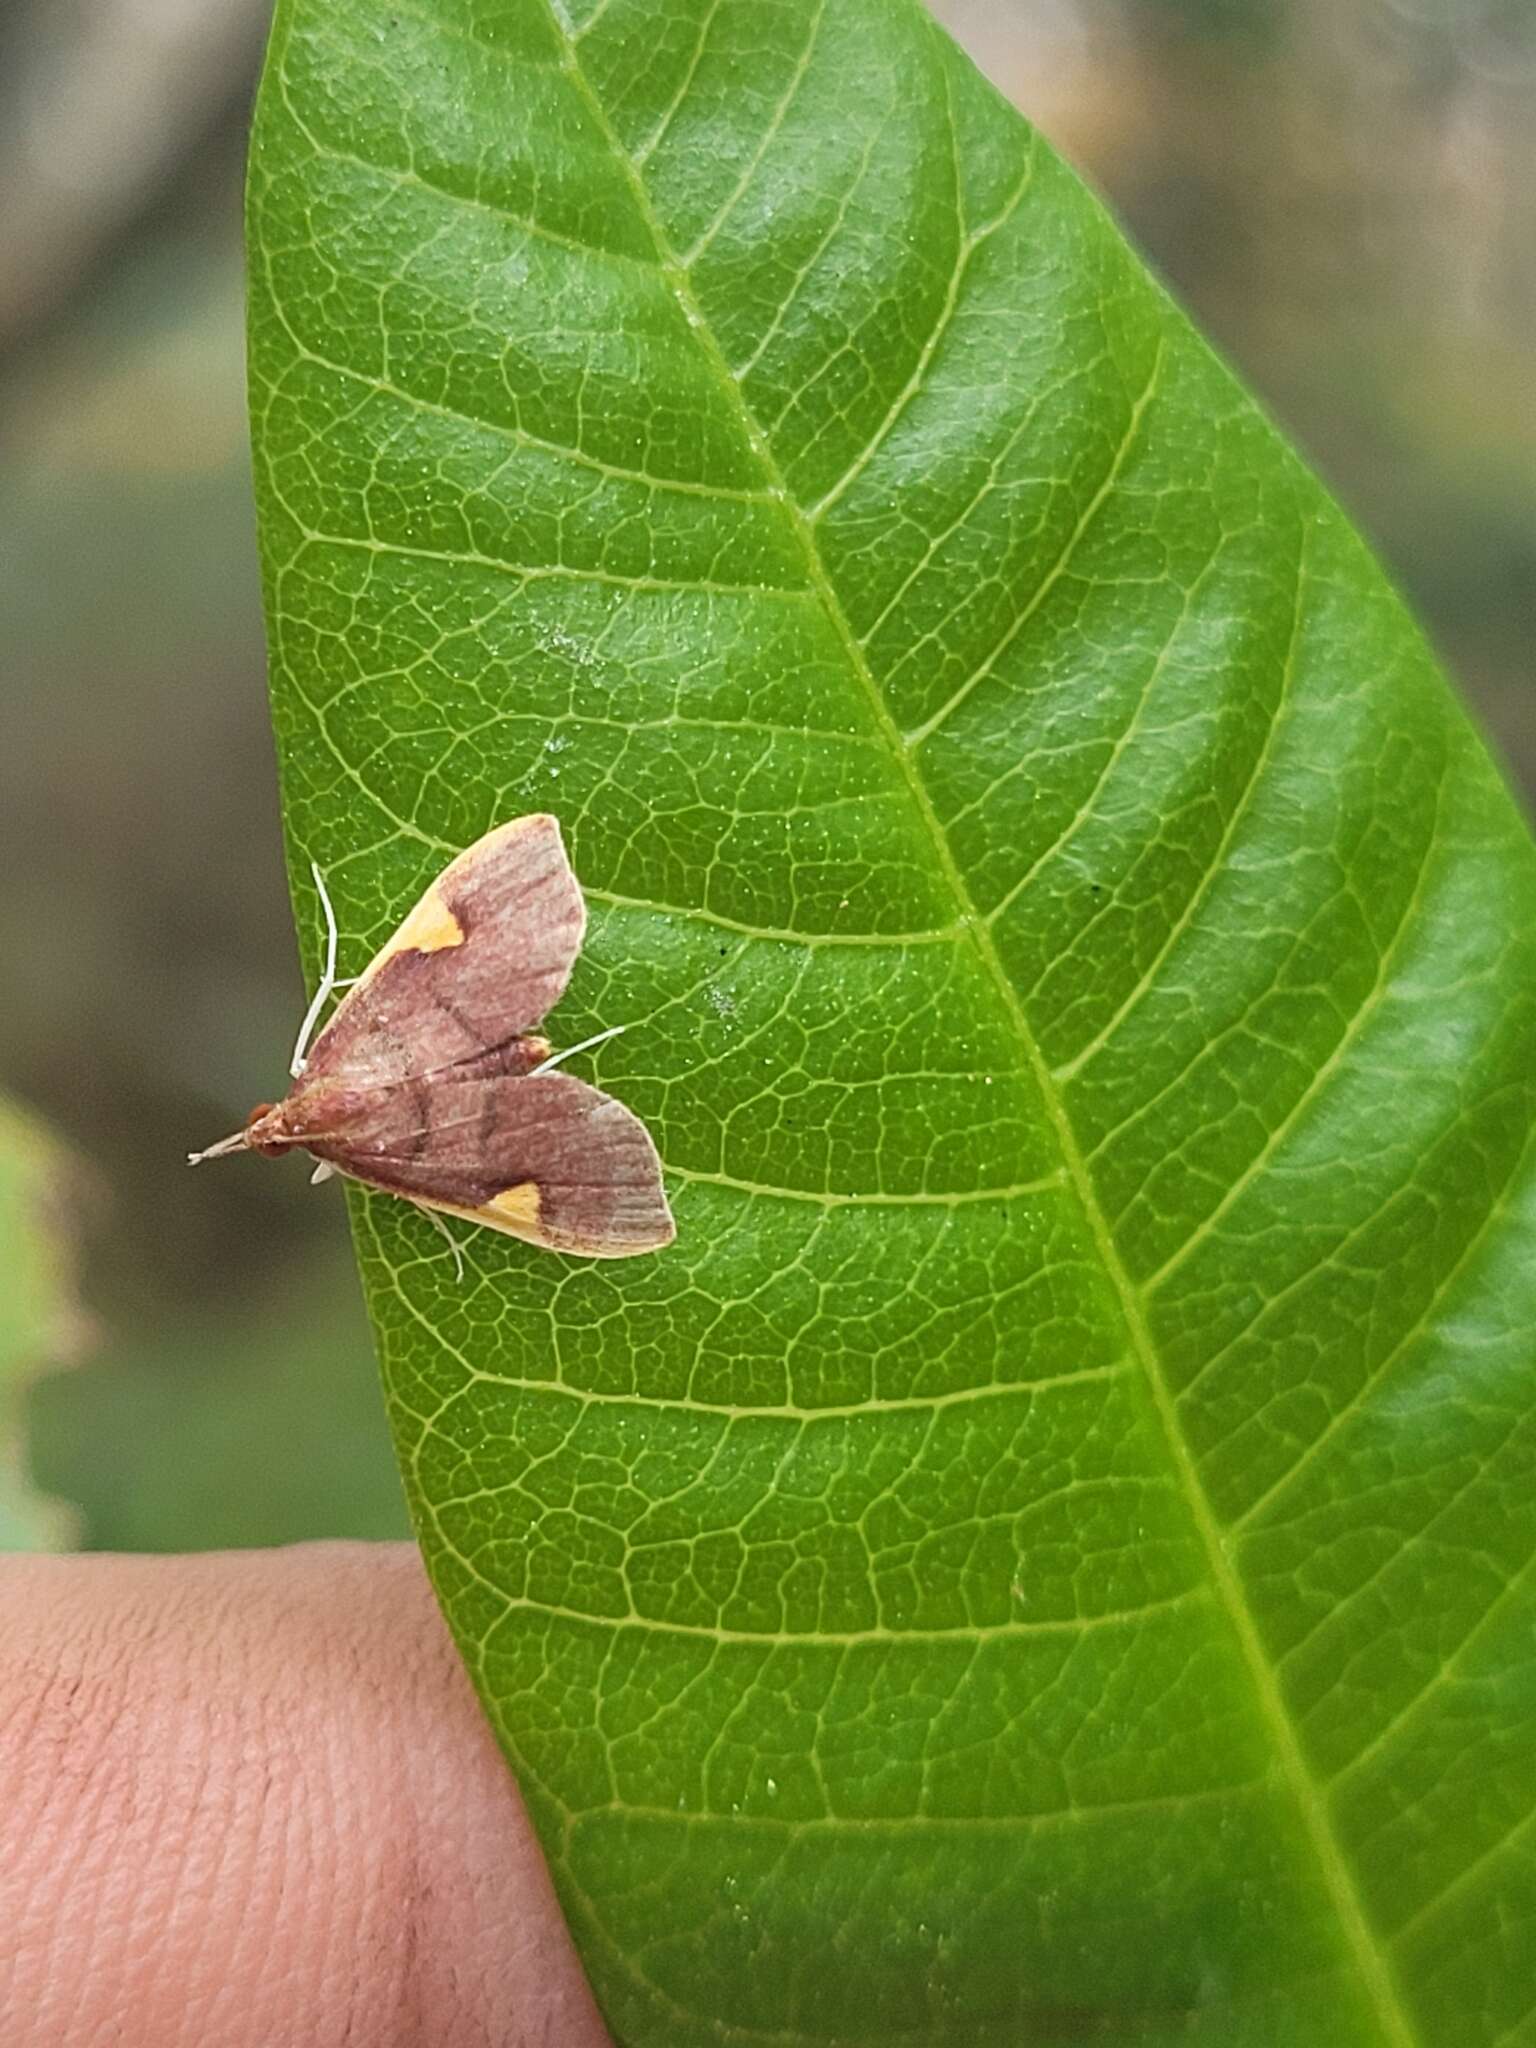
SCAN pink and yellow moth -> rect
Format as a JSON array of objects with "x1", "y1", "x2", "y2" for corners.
[{"x1": 189, "y1": 814, "x2": 675, "y2": 1261}]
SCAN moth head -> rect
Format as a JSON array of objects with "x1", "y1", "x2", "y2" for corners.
[
  {"x1": 187, "y1": 1099, "x2": 297, "y2": 1166},
  {"x1": 242, "y1": 1101, "x2": 295, "y2": 1157}
]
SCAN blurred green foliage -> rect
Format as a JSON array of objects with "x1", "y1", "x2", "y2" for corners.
[
  {"x1": 0, "y1": 1100, "x2": 87, "y2": 1548},
  {"x1": 29, "y1": 1251, "x2": 405, "y2": 1550}
]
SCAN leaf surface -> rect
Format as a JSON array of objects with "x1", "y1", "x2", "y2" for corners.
[{"x1": 245, "y1": 2, "x2": 1536, "y2": 2041}]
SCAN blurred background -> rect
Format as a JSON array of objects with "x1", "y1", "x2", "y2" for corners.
[{"x1": 1, "y1": 0, "x2": 1530, "y2": 1553}]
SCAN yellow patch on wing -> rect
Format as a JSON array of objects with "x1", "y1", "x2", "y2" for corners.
[
  {"x1": 484, "y1": 1181, "x2": 541, "y2": 1228},
  {"x1": 403, "y1": 1182, "x2": 588, "y2": 1254},
  {"x1": 332, "y1": 1170, "x2": 664, "y2": 1261},
  {"x1": 328, "y1": 1169, "x2": 554, "y2": 1248},
  {"x1": 337, "y1": 816, "x2": 560, "y2": 1006},
  {"x1": 351, "y1": 881, "x2": 465, "y2": 995},
  {"x1": 383, "y1": 882, "x2": 465, "y2": 960}
]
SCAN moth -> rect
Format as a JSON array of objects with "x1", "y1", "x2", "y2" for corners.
[{"x1": 189, "y1": 815, "x2": 674, "y2": 1261}]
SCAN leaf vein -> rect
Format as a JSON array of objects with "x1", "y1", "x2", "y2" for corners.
[
  {"x1": 1142, "y1": 771, "x2": 1448, "y2": 1297},
  {"x1": 809, "y1": 131, "x2": 1037, "y2": 522},
  {"x1": 901, "y1": 341, "x2": 1165, "y2": 751},
  {"x1": 680, "y1": 0, "x2": 829, "y2": 267},
  {"x1": 1051, "y1": 521, "x2": 1312, "y2": 1081},
  {"x1": 1226, "y1": 1128, "x2": 1535, "y2": 1536}
]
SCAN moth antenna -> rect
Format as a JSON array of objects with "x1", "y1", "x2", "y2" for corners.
[
  {"x1": 187, "y1": 1128, "x2": 250, "y2": 1166},
  {"x1": 528, "y1": 1023, "x2": 626, "y2": 1078},
  {"x1": 422, "y1": 1206, "x2": 466, "y2": 1285},
  {"x1": 290, "y1": 859, "x2": 342, "y2": 1077}
]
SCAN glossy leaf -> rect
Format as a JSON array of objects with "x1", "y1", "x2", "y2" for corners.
[{"x1": 245, "y1": 1, "x2": 1536, "y2": 2041}]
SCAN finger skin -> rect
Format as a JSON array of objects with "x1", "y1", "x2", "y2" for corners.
[{"x1": 0, "y1": 1543, "x2": 613, "y2": 2048}]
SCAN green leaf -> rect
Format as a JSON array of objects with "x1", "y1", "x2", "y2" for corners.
[
  {"x1": 245, "y1": 2, "x2": 1536, "y2": 2042},
  {"x1": 0, "y1": 1100, "x2": 89, "y2": 1551}
]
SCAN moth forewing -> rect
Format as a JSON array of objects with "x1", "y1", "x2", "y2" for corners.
[{"x1": 299, "y1": 813, "x2": 588, "y2": 1091}]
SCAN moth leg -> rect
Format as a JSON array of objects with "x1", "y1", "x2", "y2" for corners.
[
  {"x1": 310, "y1": 1160, "x2": 337, "y2": 1186},
  {"x1": 421, "y1": 1205, "x2": 466, "y2": 1285},
  {"x1": 528, "y1": 1023, "x2": 626, "y2": 1077},
  {"x1": 288, "y1": 862, "x2": 358, "y2": 1076}
]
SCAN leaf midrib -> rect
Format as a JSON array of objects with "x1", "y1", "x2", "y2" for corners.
[{"x1": 532, "y1": 6, "x2": 1420, "y2": 2040}]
